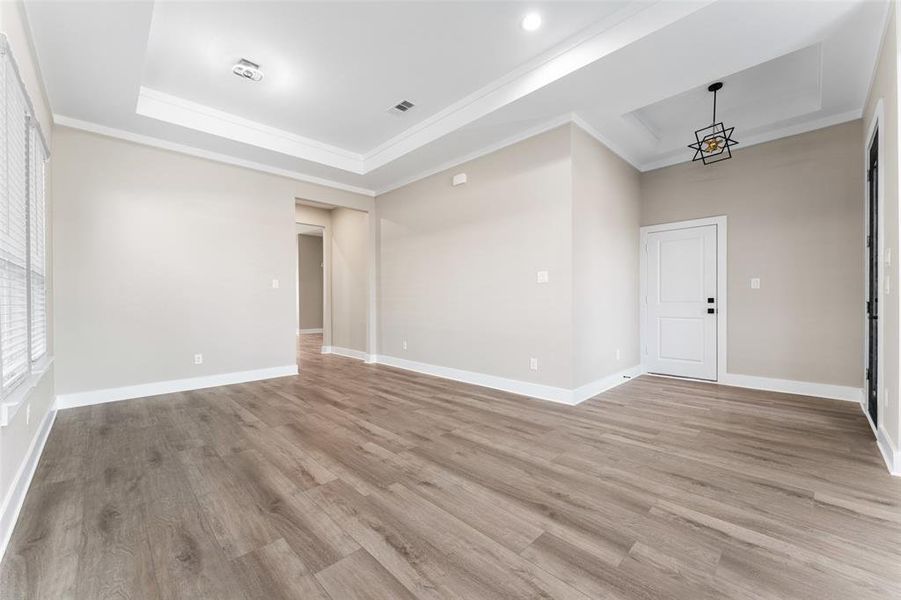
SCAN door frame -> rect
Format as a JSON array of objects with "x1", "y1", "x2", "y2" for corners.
[
  {"x1": 640, "y1": 216, "x2": 728, "y2": 382},
  {"x1": 863, "y1": 99, "x2": 884, "y2": 436}
]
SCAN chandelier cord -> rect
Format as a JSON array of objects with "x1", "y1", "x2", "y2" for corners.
[{"x1": 711, "y1": 88, "x2": 717, "y2": 125}]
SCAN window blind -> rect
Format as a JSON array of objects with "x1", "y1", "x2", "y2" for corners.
[
  {"x1": 0, "y1": 34, "x2": 50, "y2": 402},
  {"x1": 0, "y1": 56, "x2": 29, "y2": 392},
  {"x1": 29, "y1": 125, "x2": 46, "y2": 363}
]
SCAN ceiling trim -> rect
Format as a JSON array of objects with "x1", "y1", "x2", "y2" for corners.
[
  {"x1": 373, "y1": 113, "x2": 573, "y2": 196},
  {"x1": 640, "y1": 108, "x2": 863, "y2": 172},
  {"x1": 570, "y1": 113, "x2": 642, "y2": 170},
  {"x1": 362, "y1": 0, "x2": 717, "y2": 172},
  {"x1": 52, "y1": 103, "x2": 864, "y2": 201},
  {"x1": 862, "y1": 0, "x2": 893, "y2": 110},
  {"x1": 135, "y1": 87, "x2": 366, "y2": 173},
  {"x1": 129, "y1": 1, "x2": 716, "y2": 178},
  {"x1": 53, "y1": 114, "x2": 376, "y2": 196}
]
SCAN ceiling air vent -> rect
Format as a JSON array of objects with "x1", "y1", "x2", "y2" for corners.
[{"x1": 388, "y1": 100, "x2": 415, "y2": 115}]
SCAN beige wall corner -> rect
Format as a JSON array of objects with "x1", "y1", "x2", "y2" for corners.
[
  {"x1": 376, "y1": 125, "x2": 575, "y2": 389},
  {"x1": 571, "y1": 124, "x2": 641, "y2": 388},
  {"x1": 641, "y1": 120, "x2": 865, "y2": 390},
  {"x1": 331, "y1": 208, "x2": 370, "y2": 353},
  {"x1": 863, "y1": 2, "x2": 900, "y2": 453}
]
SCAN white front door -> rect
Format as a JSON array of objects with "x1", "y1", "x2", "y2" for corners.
[{"x1": 645, "y1": 224, "x2": 717, "y2": 380}]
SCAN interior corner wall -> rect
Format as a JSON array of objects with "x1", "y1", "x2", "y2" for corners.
[
  {"x1": 640, "y1": 120, "x2": 865, "y2": 390},
  {"x1": 376, "y1": 125, "x2": 575, "y2": 389},
  {"x1": 330, "y1": 207, "x2": 369, "y2": 353},
  {"x1": 0, "y1": 0, "x2": 55, "y2": 559},
  {"x1": 298, "y1": 234, "x2": 324, "y2": 330},
  {"x1": 52, "y1": 127, "x2": 371, "y2": 398},
  {"x1": 863, "y1": 3, "x2": 900, "y2": 454},
  {"x1": 571, "y1": 125, "x2": 641, "y2": 387}
]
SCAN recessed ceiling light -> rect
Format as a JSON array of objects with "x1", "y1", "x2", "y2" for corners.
[
  {"x1": 521, "y1": 12, "x2": 542, "y2": 32},
  {"x1": 232, "y1": 58, "x2": 264, "y2": 82}
]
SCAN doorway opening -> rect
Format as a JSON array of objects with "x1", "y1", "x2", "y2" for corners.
[
  {"x1": 866, "y1": 127, "x2": 879, "y2": 427},
  {"x1": 297, "y1": 222, "x2": 325, "y2": 368}
]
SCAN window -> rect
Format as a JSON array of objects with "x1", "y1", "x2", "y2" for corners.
[
  {"x1": 29, "y1": 127, "x2": 47, "y2": 363},
  {"x1": 0, "y1": 40, "x2": 49, "y2": 402}
]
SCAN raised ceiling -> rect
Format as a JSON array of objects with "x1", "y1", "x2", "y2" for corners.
[{"x1": 25, "y1": 0, "x2": 889, "y2": 195}]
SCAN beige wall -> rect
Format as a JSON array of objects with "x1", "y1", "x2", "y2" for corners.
[
  {"x1": 571, "y1": 125, "x2": 641, "y2": 387},
  {"x1": 377, "y1": 126, "x2": 575, "y2": 387},
  {"x1": 641, "y1": 120, "x2": 864, "y2": 388},
  {"x1": 0, "y1": 1, "x2": 55, "y2": 554},
  {"x1": 298, "y1": 234, "x2": 323, "y2": 330},
  {"x1": 53, "y1": 127, "x2": 371, "y2": 395},
  {"x1": 331, "y1": 208, "x2": 369, "y2": 352},
  {"x1": 864, "y1": 5, "x2": 900, "y2": 452}
]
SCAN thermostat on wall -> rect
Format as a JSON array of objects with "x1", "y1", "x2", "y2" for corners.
[{"x1": 452, "y1": 173, "x2": 467, "y2": 186}]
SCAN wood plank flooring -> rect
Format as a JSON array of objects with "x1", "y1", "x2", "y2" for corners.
[{"x1": 2, "y1": 334, "x2": 900, "y2": 599}]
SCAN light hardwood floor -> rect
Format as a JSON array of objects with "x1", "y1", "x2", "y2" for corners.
[{"x1": 2, "y1": 334, "x2": 900, "y2": 599}]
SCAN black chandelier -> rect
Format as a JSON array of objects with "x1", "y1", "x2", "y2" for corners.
[{"x1": 688, "y1": 82, "x2": 739, "y2": 165}]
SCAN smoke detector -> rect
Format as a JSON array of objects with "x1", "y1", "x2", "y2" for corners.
[{"x1": 232, "y1": 59, "x2": 264, "y2": 82}]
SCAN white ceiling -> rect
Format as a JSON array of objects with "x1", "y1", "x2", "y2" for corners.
[{"x1": 25, "y1": 0, "x2": 889, "y2": 196}]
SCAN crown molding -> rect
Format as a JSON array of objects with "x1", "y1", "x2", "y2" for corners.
[
  {"x1": 640, "y1": 108, "x2": 863, "y2": 172},
  {"x1": 136, "y1": 87, "x2": 365, "y2": 173},
  {"x1": 126, "y1": 2, "x2": 716, "y2": 178},
  {"x1": 570, "y1": 113, "x2": 642, "y2": 171},
  {"x1": 362, "y1": 1, "x2": 716, "y2": 171},
  {"x1": 373, "y1": 113, "x2": 574, "y2": 196},
  {"x1": 53, "y1": 115, "x2": 376, "y2": 197}
]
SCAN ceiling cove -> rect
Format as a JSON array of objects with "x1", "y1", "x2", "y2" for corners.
[{"x1": 25, "y1": 0, "x2": 889, "y2": 195}]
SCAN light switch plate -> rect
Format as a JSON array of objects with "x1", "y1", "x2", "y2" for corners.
[
  {"x1": 272, "y1": 279, "x2": 280, "y2": 289},
  {"x1": 529, "y1": 357, "x2": 539, "y2": 371},
  {"x1": 536, "y1": 270, "x2": 549, "y2": 284},
  {"x1": 750, "y1": 278, "x2": 760, "y2": 289},
  {"x1": 452, "y1": 173, "x2": 467, "y2": 186}
]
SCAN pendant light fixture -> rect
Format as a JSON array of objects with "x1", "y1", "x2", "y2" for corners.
[{"x1": 688, "y1": 82, "x2": 739, "y2": 165}]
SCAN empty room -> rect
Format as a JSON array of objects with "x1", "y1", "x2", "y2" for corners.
[{"x1": 0, "y1": 0, "x2": 900, "y2": 598}]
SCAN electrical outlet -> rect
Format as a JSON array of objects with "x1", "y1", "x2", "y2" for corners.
[
  {"x1": 194, "y1": 353, "x2": 203, "y2": 365},
  {"x1": 530, "y1": 357, "x2": 539, "y2": 371},
  {"x1": 402, "y1": 340, "x2": 408, "y2": 351},
  {"x1": 272, "y1": 279, "x2": 280, "y2": 289}
]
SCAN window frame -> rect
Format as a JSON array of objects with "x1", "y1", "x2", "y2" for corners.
[{"x1": 0, "y1": 34, "x2": 51, "y2": 427}]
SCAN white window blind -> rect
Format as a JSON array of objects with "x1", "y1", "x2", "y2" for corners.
[
  {"x1": 0, "y1": 35, "x2": 50, "y2": 402},
  {"x1": 29, "y1": 125, "x2": 46, "y2": 363},
  {"x1": 0, "y1": 56, "x2": 29, "y2": 393}
]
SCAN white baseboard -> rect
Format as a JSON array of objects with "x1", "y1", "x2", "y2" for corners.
[
  {"x1": 876, "y1": 424, "x2": 901, "y2": 476},
  {"x1": 299, "y1": 328, "x2": 323, "y2": 335},
  {"x1": 321, "y1": 346, "x2": 371, "y2": 362},
  {"x1": 54, "y1": 365, "x2": 298, "y2": 410},
  {"x1": 0, "y1": 406, "x2": 56, "y2": 563},
  {"x1": 718, "y1": 373, "x2": 863, "y2": 403},
  {"x1": 373, "y1": 354, "x2": 640, "y2": 405},
  {"x1": 573, "y1": 365, "x2": 646, "y2": 404}
]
